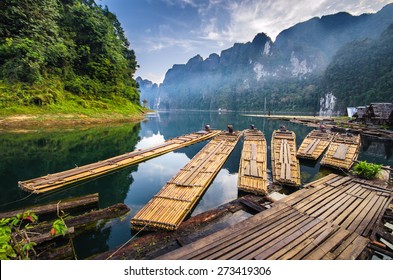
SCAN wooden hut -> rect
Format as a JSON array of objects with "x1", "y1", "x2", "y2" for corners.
[
  {"x1": 353, "y1": 106, "x2": 368, "y2": 122},
  {"x1": 271, "y1": 130, "x2": 301, "y2": 187},
  {"x1": 366, "y1": 103, "x2": 393, "y2": 125}
]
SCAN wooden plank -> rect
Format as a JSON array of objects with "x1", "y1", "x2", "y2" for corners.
[
  {"x1": 333, "y1": 144, "x2": 349, "y2": 160},
  {"x1": 342, "y1": 191, "x2": 380, "y2": 232},
  {"x1": 303, "y1": 173, "x2": 340, "y2": 188},
  {"x1": 254, "y1": 218, "x2": 327, "y2": 260},
  {"x1": 350, "y1": 193, "x2": 388, "y2": 235},
  {"x1": 235, "y1": 216, "x2": 316, "y2": 260},
  {"x1": 303, "y1": 227, "x2": 351, "y2": 260},
  {"x1": 335, "y1": 234, "x2": 369, "y2": 260},
  {"x1": 195, "y1": 210, "x2": 302, "y2": 260},
  {"x1": 157, "y1": 204, "x2": 293, "y2": 260},
  {"x1": 275, "y1": 224, "x2": 335, "y2": 260},
  {"x1": 290, "y1": 225, "x2": 338, "y2": 260}
]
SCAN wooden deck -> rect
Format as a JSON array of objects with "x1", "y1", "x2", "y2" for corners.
[
  {"x1": 320, "y1": 133, "x2": 361, "y2": 170},
  {"x1": 297, "y1": 129, "x2": 335, "y2": 160},
  {"x1": 130, "y1": 131, "x2": 242, "y2": 231},
  {"x1": 19, "y1": 130, "x2": 221, "y2": 193},
  {"x1": 238, "y1": 129, "x2": 268, "y2": 195},
  {"x1": 156, "y1": 174, "x2": 392, "y2": 260},
  {"x1": 271, "y1": 130, "x2": 301, "y2": 187}
]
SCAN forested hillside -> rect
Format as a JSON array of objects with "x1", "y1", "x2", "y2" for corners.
[
  {"x1": 319, "y1": 23, "x2": 393, "y2": 112},
  {"x1": 0, "y1": 0, "x2": 141, "y2": 115}
]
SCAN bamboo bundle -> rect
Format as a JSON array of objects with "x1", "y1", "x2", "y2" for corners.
[
  {"x1": 19, "y1": 130, "x2": 221, "y2": 194},
  {"x1": 131, "y1": 131, "x2": 242, "y2": 231},
  {"x1": 238, "y1": 129, "x2": 268, "y2": 195},
  {"x1": 271, "y1": 130, "x2": 301, "y2": 187},
  {"x1": 297, "y1": 130, "x2": 335, "y2": 160},
  {"x1": 320, "y1": 133, "x2": 361, "y2": 170}
]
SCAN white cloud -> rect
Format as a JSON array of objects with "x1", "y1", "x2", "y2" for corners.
[{"x1": 197, "y1": 0, "x2": 393, "y2": 43}]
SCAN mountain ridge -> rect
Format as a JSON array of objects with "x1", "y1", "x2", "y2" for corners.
[{"x1": 138, "y1": 3, "x2": 393, "y2": 113}]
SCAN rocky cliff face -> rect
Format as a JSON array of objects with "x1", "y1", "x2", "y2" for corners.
[{"x1": 139, "y1": 4, "x2": 393, "y2": 113}]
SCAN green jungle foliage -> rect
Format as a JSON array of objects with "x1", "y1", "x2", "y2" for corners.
[
  {"x1": 0, "y1": 0, "x2": 141, "y2": 115},
  {"x1": 353, "y1": 160, "x2": 382, "y2": 179},
  {"x1": 320, "y1": 23, "x2": 393, "y2": 112}
]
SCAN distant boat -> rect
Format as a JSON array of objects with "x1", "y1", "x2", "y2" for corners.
[{"x1": 271, "y1": 129, "x2": 301, "y2": 187}]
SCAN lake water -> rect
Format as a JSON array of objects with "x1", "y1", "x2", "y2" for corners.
[{"x1": 0, "y1": 111, "x2": 392, "y2": 259}]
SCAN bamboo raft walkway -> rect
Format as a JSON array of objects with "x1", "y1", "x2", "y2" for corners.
[
  {"x1": 320, "y1": 133, "x2": 361, "y2": 170},
  {"x1": 271, "y1": 130, "x2": 301, "y2": 187},
  {"x1": 238, "y1": 129, "x2": 268, "y2": 195},
  {"x1": 156, "y1": 174, "x2": 392, "y2": 260},
  {"x1": 131, "y1": 130, "x2": 242, "y2": 231},
  {"x1": 18, "y1": 130, "x2": 221, "y2": 194},
  {"x1": 297, "y1": 129, "x2": 335, "y2": 160}
]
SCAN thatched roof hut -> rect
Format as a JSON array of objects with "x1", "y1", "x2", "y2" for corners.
[
  {"x1": 353, "y1": 106, "x2": 368, "y2": 121},
  {"x1": 366, "y1": 103, "x2": 393, "y2": 125}
]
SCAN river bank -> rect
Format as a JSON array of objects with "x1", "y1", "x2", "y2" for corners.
[{"x1": 0, "y1": 112, "x2": 146, "y2": 132}]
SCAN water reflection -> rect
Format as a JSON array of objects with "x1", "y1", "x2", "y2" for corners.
[{"x1": 1, "y1": 111, "x2": 393, "y2": 259}]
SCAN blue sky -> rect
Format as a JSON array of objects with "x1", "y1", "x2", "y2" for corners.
[{"x1": 98, "y1": 0, "x2": 393, "y2": 83}]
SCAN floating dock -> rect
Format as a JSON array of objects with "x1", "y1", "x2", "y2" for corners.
[
  {"x1": 156, "y1": 174, "x2": 392, "y2": 260},
  {"x1": 238, "y1": 129, "x2": 268, "y2": 195},
  {"x1": 19, "y1": 130, "x2": 221, "y2": 193},
  {"x1": 271, "y1": 130, "x2": 301, "y2": 187},
  {"x1": 297, "y1": 129, "x2": 335, "y2": 160},
  {"x1": 320, "y1": 133, "x2": 361, "y2": 170},
  {"x1": 131, "y1": 130, "x2": 242, "y2": 231}
]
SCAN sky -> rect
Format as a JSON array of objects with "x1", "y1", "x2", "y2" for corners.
[{"x1": 98, "y1": 0, "x2": 393, "y2": 83}]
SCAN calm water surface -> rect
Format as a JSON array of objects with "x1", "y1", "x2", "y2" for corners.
[{"x1": 0, "y1": 111, "x2": 392, "y2": 258}]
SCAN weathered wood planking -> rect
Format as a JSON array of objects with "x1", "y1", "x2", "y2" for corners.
[
  {"x1": 130, "y1": 131, "x2": 242, "y2": 231},
  {"x1": 238, "y1": 129, "x2": 268, "y2": 195},
  {"x1": 156, "y1": 175, "x2": 391, "y2": 260},
  {"x1": 19, "y1": 130, "x2": 221, "y2": 194},
  {"x1": 271, "y1": 130, "x2": 301, "y2": 187},
  {"x1": 297, "y1": 130, "x2": 335, "y2": 160},
  {"x1": 320, "y1": 133, "x2": 361, "y2": 170}
]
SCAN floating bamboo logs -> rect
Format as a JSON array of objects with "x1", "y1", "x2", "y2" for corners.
[
  {"x1": 131, "y1": 130, "x2": 242, "y2": 231},
  {"x1": 19, "y1": 130, "x2": 221, "y2": 193},
  {"x1": 271, "y1": 130, "x2": 301, "y2": 187},
  {"x1": 0, "y1": 193, "x2": 99, "y2": 219},
  {"x1": 238, "y1": 129, "x2": 268, "y2": 195},
  {"x1": 320, "y1": 133, "x2": 361, "y2": 170},
  {"x1": 297, "y1": 129, "x2": 335, "y2": 160}
]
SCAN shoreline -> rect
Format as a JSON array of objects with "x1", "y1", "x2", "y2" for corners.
[{"x1": 0, "y1": 113, "x2": 145, "y2": 132}]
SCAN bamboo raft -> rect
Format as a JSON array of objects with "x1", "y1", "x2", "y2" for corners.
[
  {"x1": 131, "y1": 130, "x2": 242, "y2": 231},
  {"x1": 238, "y1": 129, "x2": 267, "y2": 195},
  {"x1": 271, "y1": 130, "x2": 301, "y2": 187},
  {"x1": 18, "y1": 130, "x2": 221, "y2": 193},
  {"x1": 320, "y1": 133, "x2": 361, "y2": 170},
  {"x1": 297, "y1": 129, "x2": 335, "y2": 160},
  {"x1": 156, "y1": 174, "x2": 392, "y2": 260}
]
